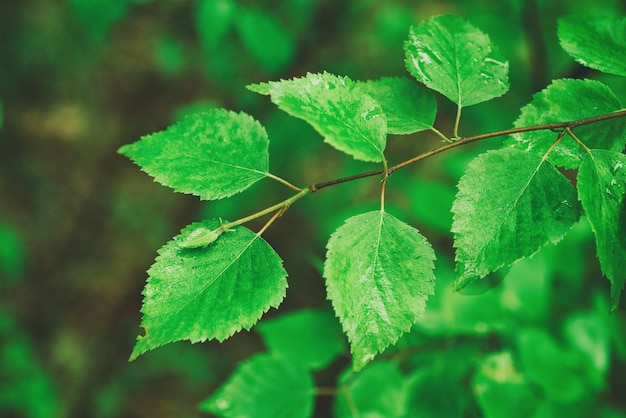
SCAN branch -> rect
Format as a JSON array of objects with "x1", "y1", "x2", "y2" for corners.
[{"x1": 309, "y1": 108, "x2": 626, "y2": 191}]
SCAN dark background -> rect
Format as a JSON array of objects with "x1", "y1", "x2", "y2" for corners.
[{"x1": 1, "y1": 0, "x2": 626, "y2": 417}]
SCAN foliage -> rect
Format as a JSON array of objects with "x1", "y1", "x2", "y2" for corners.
[
  {"x1": 117, "y1": 10, "x2": 626, "y2": 416},
  {"x1": 3, "y1": 1, "x2": 626, "y2": 417}
]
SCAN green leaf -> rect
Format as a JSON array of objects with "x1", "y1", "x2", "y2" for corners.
[
  {"x1": 118, "y1": 109, "x2": 269, "y2": 200},
  {"x1": 451, "y1": 149, "x2": 580, "y2": 290},
  {"x1": 199, "y1": 353, "x2": 314, "y2": 418},
  {"x1": 196, "y1": 0, "x2": 236, "y2": 51},
  {"x1": 235, "y1": 8, "x2": 295, "y2": 74},
  {"x1": 404, "y1": 14, "x2": 509, "y2": 107},
  {"x1": 130, "y1": 219, "x2": 287, "y2": 360},
  {"x1": 472, "y1": 352, "x2": 537, "y2": 418},
  {"x1": 256, "y1": 309, "x2": 346, "y2": 370},
  {"x1": 334, "y1": 362, "x2": 407, "y2": 418},
  {"x1": 578, "y1": 150, "x2": 626, "y2": 310},
  {"x1": 507, "y1": 79, "x2": 625, "y2": 169},
  {"x1": 248, "y1": 72, "x2": 387, "y2": 162},
  {"x1": 324, "y1": 211, "x2": 436, "y2": 370},
  {"x1": 357, "y1": 77, "x2": 436, "y2": 134},
  {"x1": 558, "y1": 14, "x2": 626, "y2": 77},
  {"x1": 516, "y1": 328, "x2": 587, "y2": 403}
]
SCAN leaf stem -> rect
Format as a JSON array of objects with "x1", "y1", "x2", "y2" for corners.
[
  {"x1": 218, "y1": 188, "x2": 310, "y2": 232},
  {"x1": 565, "y1": 126, "x2": 591, "y2": 153},
  {"x1": 309, "y1": 108, "x2": 626, "y2": 190},
  {"x1": 429, "y1": 126, "x2": 453, "y2": 143},
  {"x1": 453, "y1": 104, "x2": 462, "y2": 138},
  {"x1": 265, "y1": 172, "x2": 303, "y2": 191}
]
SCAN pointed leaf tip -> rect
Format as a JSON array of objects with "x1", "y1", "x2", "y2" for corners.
[
  {"x1": 452, "y1": 149, "x2": 580, "y2": 286},
  {"x1": 324, "y1": 211, "x2": 436, "y2": 370},
  {"x1": 119, "y1": 109, "x2": 269, "y2": 200},
  {"x1": 252, "y1": 72, "x2": 387, "y2": 162},
  {"x1": 578, "y1": 150, "x2": 626, "y2": 311},
  {"x1": 404, "y1": 14, "x2": 509, "y2": 107},
  {"x1": 130, "y1": 220, "x2": 287, "y2": 359}
]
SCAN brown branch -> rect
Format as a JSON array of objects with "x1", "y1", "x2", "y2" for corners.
[{"x1": 308, "y1": 109, "x2": 626, "y2": 192}]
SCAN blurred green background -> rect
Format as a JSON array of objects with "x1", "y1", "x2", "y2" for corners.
[{"x1": 1, "y1": 0, "x2": 626, "y2": 417}]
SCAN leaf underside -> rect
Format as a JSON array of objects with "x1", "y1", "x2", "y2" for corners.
[
  {"x1": 452, "y1": 149, "x2": 581, "y2": 290},
  {"x1": 130, "y1": 220, "x2": 287, "y2": 360},
  {"x1": 248, "y1": 72, "x2": 387, "y2": 162},
  {"x1": 404, "y1": 14, "x2": 509, "y2": 107},
  {"x1": 578, "y1": 150, "x2": 626, "y2": 310},
  {"x1": 118, "y1": 109, "x2": 269, "y2": 200},
  {"x1": 324, "y1": 210, "x2": 436, "y2": 370}
]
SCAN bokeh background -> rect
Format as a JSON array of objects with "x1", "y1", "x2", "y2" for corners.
[{"x1": 1, "y1": 0, "x2": 626, "y2": 417}]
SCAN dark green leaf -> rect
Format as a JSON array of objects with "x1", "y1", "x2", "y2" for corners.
[
  {"x1": 256, "y1": 309, "x2": 346, "y2": 370},
  {"x1": 358, "y1": 77, "x2": 436, "y2": 134},
  {"x1": 118, "y1": 109, "x2": 269, "y2": 200},
  {"x1": 404, "y1": 14, "x2": 509, "y2": 107},
  {"x1": 452, "y1": 149, "x2": 580, "y2": 290},
  {"x1": 235, "y1": 8, "x2": 295, "y2": 74},
  {"x1": 558, "y1": 14, "x2": 626, "y2": 77},
  {"x1": 248, "y1": 72, "x2": 387, "y2": 162},
  {"x1": 507, "y1": 79, "x2": 625, "y2": 169},
  {"x1": 324, "y1": 211, "x2": 436, "y2": 370},
  {"x1": 199, "y1": 353, "x2": 314, "y2": 418},
  {"x1": 196, "y1": 0, "x2": 236, "y2": 51},
  {"x1": 130, "y1": 220, "x2": 287, "y2": 360},
  {"x1": 516, "y1": 328, "x2": 587, "y2": 403},
  {"x1": 578, "y1": 150, "x2": 626, "y2": 310},
  {"x1": 335, "y1": 362, "x2": 407, "y2": 418}
]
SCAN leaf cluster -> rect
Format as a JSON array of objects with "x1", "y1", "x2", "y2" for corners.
[{"x1": 119, "y1": 12, "x2": 626, "y2": 417}]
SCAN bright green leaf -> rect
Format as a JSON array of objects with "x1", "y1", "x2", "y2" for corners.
[
  {"x1": 324, "y1": 211, "x2": 436, "y2": 370},
  {"x1": 118, "y1": 109, "x2": 269, "y2": 200},
  {"x1": 578, "y1": 150, "x2": 626, "y2": 310},
  {"x1": 199, "y1": 353, "x2": 314, "y2": 418},
  {"x1": 256, "y1": 309, "x2": 346, "y2": 370},
  {"x1": 130, "y1": 220, "x2": 287, "y2": 360},
  {"x1": 451, "y1": 149, "x2": 580, "y2": 290},
  {"x1": 335, "y1": 362, "x2": 407, "y2": 418},
  {"x1": 248, "y1": 72, "x2": 387, "y2": 162},
  {"x1": 358, "y1": 77, "x2": 436, "y2": 134},
  {"x1": 558, "y1": 14, "x2": 626, "y2": 77},
  {"x1": 404, "y1": 14, "x2": 509, "y2": 107},
  {"x1": 507, "y1": 79, "x2": 625, "y2": 169},
  {"x1": 235, "y1": 8, "x2": 295, "y2": 74}
]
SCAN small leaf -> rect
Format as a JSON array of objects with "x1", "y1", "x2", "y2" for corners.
[
  {"x1": 358, "y1": 77, "x2": 436, "y2": 134},
  {"x1": 404, "y1": 14, "x2": 509, "y2": 107},
  {"x1": 324, "y1": 211, "x2": 436, "y2": 370},
  {"x1": 578, "y1": 150, "x2": 626, "y2": 310},
  {"x1": 256, "y1": 309, "x2": 346, "y2": 370},
  {"x1": 451, "y1": 149, "x2": 580, "y2": 290},
  {"x1": 118, "y1": 109, "x2": 269, "y2": 200},
  {"x1": 558, "y1": 14, "x2": 626, "y2": 77},
  {"x1": 176, "y1": 226, "x2": 222, "y2": 249},
  {"x1": 199, "y1": 353, "x2": 314, "y2": 418},
  {"x1": 130, "y1": 220, "x2": 287, "y2": 360},
  {"x1": 507, "y1": 79, "x2": 625, "y2": 169},
  {"x1": 248, "y1": 72, "x2": 387, "y2": 162}
]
